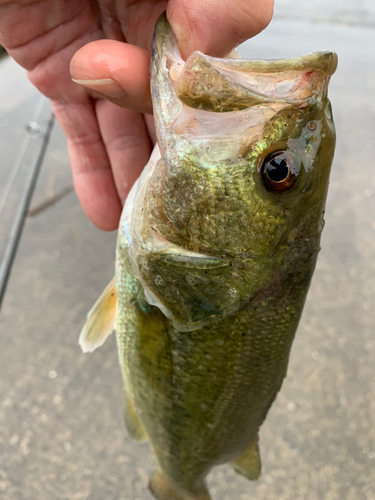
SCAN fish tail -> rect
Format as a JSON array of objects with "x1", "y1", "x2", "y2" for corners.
[{"x1": 149, "y1": 469, "x2": 211, "y2": 500}]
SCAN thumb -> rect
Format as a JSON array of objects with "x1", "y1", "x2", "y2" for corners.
[{"x1": 167, "y1": 0, "x2": 274, "y2": 59}]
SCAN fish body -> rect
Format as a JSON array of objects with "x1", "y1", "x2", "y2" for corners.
[{"x1": 81, "y1": 13, "x2": 337, "y2": 500}]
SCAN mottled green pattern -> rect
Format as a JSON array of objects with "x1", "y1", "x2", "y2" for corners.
[{"x1": 115, "y1": 13, "x2": 336, "y2": 500}]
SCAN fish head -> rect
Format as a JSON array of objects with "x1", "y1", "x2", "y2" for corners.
[{"x1": 125, "y1": 14, "x2": 337, "y2": 332}]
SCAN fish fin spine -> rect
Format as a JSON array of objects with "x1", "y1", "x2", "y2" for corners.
[{"x1": 79, "y1": 277, "x2": 116, "y2": 353}]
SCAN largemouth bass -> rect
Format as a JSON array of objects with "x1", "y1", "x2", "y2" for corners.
[{"x1": 80, "y1": 13, "x2": 337, "y2": 500}]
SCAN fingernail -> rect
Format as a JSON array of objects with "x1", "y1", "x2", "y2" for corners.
[{"x1": 72, "y1": 78, "x2": 124, "y2": 98}]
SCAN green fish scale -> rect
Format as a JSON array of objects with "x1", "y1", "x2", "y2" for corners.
[
  {"x1": 116, "y1": 238, "x2": 314, "y2": 491},
  {"x1": 148, "y1": 151, "x2": 287, "y2": 257}
]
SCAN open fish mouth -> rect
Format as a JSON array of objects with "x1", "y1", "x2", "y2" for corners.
[
  {"x1": 154, "y1": 14, "x2": 337, "y2": 117},
  {"x1": 174, "y1": 50, "x2": 338, "y2": 112}
]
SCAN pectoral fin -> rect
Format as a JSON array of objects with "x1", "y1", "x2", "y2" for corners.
[
  {"x1": 79, "y1": 278, "x2": 116, "y2": 353},
  {"x1": 231, "y1": 438, "x2": 261, "y2": 481}
]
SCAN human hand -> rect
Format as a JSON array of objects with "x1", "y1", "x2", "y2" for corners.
[{"x1": 0, "y1": 0, "x2": 274, "y2": 230}]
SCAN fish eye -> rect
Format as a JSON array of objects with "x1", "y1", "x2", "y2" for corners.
[{"x1": 262, "y1": 151, "x2": 299, "y2": 193}]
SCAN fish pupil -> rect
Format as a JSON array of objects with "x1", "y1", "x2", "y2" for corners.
[
  {"x1": 266, "y1": 157, "x2": 289, "y2": 182},
  {"x1": 261, "y1": 151, "x2": 299, "y2": 193}
]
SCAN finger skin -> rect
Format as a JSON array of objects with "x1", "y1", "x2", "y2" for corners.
[
  {"x1": 51, "y1": 98, "x2": 123, "y2": 231},
  {"x1": 167, "y1": 0, "x2": 274, "y2": 59},
  {"x1": 95, "y1": 100, "x2": 152, "y2": 205},
  {"x1": 70, "y1": 40, "x2": 152, "y2": 114}
]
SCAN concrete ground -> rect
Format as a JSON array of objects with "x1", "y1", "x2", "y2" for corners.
[{"x1": 0, "y1": 2, "x2": 374, "y2": 499}]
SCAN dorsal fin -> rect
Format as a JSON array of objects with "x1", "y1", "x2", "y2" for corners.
[{"x1": 79, "y1": 278, "x2": 116, "y2": 353}]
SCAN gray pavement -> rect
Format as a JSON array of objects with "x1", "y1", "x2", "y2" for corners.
[
  {"x1": 0, "y1": 57, "x2": 42, "y2": 260},
  {"x1": 1, "y1": 4, "x2": 375, "y2": 500},
  {"x1": 274, "y1": 0, "x2": 375, "y2": 26}
]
